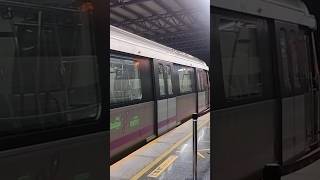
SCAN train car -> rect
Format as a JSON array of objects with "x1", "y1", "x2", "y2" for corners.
[
  {"x1": 110, "y1": 25, "x2": 210, "y2": 161},
  {"x1": 211, "y1": 0, "x2": 320, "y2": 179},
  {"x1": 0, "y1": 0, "x2": 108, "y2": 179}
]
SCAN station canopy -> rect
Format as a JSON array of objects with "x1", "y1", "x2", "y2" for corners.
[{"x1": 110, "y1": 0, "x2": 210, "y2": 65}]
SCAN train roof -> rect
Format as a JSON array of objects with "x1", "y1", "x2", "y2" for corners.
[
  {"x1": 211, "y1": 0, "x2": 317, "y2": 29},
  {"x1": 110, "y1": 25, "x2": 209, "y2": 70}
]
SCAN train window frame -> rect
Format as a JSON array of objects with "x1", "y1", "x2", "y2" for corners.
[
  {"x1": 274, "y1": 21, "x2": 313, "y2": 97},
  {"x1": 212, "y1": 8, "x2": 275, "y2": 109},
  {"x1": 295, "y1": 27, "x2": 313, "y2": 93},
  {"x1": 197, "y1": 69, "x2": 203, "y2": 92},
  {"x1": 0, "y1": 0, "x2": 109, "y2": 151},
  {"x1": 288, "y1": 29, "x2": 304, "y2": 93},
  {"x1": 154, "y1": 60, "x2": 176, "y2": 100},
  {"x1": 165, "y1": 65, "x2": 174, "y2": 96},
  {"x1": 110, "y1": 54, "x2": 143, "y2": 104},
  {"x1": 158, "y1": 64, "x2": 167, "y2": 96},
  {"x1": 301, "y1": 28, "x2": 318, "y2": 92},
  {"x1": 174, "y1": 64, "x2": 196, "y2": 95},
  {"x1": 197, "y1": 69, "x2": 209, "y2": 92},
  {"x1": 277, "y1": 28, "x2": 294, "y2": 96},
  {"x1": 110, "y1": 51, "x2": 154, "y2": 109}
]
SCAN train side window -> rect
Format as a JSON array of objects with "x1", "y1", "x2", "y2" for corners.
[
  {"x1": 158, "y1": 64, "x2": 166, "y2": 96},
  {"x1": 165, "y1": 65, "x2": 173, "y2": 95},
  {"x1": 0, "y1": 1, "x2": 101, "y2": 136},
  {"x1": 198, "y1": 70, "x2": 207, "y2": 92},
  {"x1": 295, "y1": 31, "x2": 312, "y2": 92},
  {"x1": 288, "y1": 30, "x2": 303, "y2": 92},
  {"x1": 176, "y1": 65, "x2": 194, "y2": 94},
  {"x1": 197, "y1": 71, "x2": 202, "y2": 91},
  {"x1": 301, "y1": 32, "x2": 314, "y2": 90},
  {"x1": 279, "y1": 29, "x2": 293, "y2": 94},
  {"x1": 203, "y1": 71, "x2": 209, "y2": 91},
  {"x1": 218, "y1": 18, "x2": 263, "y2": 101},
  {"x1": 110, "y1": 56, "x2": 142, "y2": 104}
]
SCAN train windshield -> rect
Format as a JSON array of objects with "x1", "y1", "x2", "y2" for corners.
[{"x1": 0, "y1": 0, "x2": 100, "y2": 135}]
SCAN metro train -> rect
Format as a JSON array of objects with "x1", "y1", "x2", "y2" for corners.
[
  {"x1": 110, "y1": 26, "x2": 210, "y2": 161},
  {"x1": 212, "y1": 0, "x2": 320, "y2": 179}
]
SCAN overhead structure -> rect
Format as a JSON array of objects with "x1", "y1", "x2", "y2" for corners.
[{"x1": 110, "y1": 0, "x2": 210, "y2": 64}]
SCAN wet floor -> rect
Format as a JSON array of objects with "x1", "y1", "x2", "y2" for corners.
[{"x1": 140, "y1": 121, "x2": 210, "y2": 180}]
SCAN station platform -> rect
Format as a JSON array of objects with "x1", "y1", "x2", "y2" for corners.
[
  {"x1": 282, "y1": 148, "x2": 320, "y2": 180},
  {"x1": 110, "y1": 113, "x2": 210, "y2": 180}
]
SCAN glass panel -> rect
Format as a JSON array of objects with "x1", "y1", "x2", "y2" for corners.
[
  {"x1": 205, "y1": 71, "x2": 210, "y2": 105},
  {"x1": 279, "y1": 29, "x2": 293, "y2": 93},
  {"x1": 166, "y1": 65, "x2": 173, "y2": 95},
  {"x1": 158, "y1": 64, "x2": 166, "y2": 96},
  {"x1": 288, "y1": 30, "x2": 302, "y2": 90},
  {"x1": 197, "y1": 72, "x2": 201, "y2": 91},
  {"x1": 296, "y1": 31, "x2": 312, "y2": 91},
  {"x1": 198, "y1": 70, "x2": 207, "y2": 92},
  {"x1": 203, "y1": 71, "x2": 209, "y2": 91},
  {"x1": 0, "y1": 0, "x2": 100, "y2": 135},
  {"x1": 177, "y1": 65, "x2": 193, "y2": 93},
  {"x1": 198, "y1": 71, "x2": 203, "y2": 91},
  {"x1": 219, "y1": 18, "x2": 262, "y2": 101},
  {"x1": 110, "y1": 56, "x2": 142, "y2": 103}
]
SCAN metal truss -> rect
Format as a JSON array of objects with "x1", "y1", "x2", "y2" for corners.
[
  {"x1": 112, "y1": 8, "x2": 199, "y2": 34},
  {"x1": 110, "y1": 0, "x2": 210, "y2": 63}
]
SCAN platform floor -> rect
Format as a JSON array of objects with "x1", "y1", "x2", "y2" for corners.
[
  {"x1": 282, "y1": 155, "x2": 320, "y2": 180},
  {"x1": 110, "y1": 113, "x2": 210, "y2": 180}
]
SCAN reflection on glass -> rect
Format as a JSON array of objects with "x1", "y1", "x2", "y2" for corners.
[
  {"x1": 219, "y1": 18, "x2": 262, "y2": 100},
  {"x1": 176, "y1": 65, "x2": 193, "y2": 93},
  {"x1": 166, "y1": 65, "x2": 173, "y2": 95},
  {"x1": 110, "y1": 57, "x2": 142, "y2": 103},
  {"x1": 0, "y1": 0, "x2": 99, "y2": 135}
]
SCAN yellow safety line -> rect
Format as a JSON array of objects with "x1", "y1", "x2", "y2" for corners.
[
  {"x1": 130, "y1": 117, "x2": 210, "y2": 180},
  {"x1": 198, "y1": 148, "x2": 210, "y2": 152},
  {"x1": 147, "y1": 155, "x2": 178, "y2": 178},
  {"x1": 197, "y1": 152, "x2": 206, "y2": 159}
]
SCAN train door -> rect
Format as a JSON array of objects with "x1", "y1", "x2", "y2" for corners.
[
  {"x1": 293, "y1": 28, "x2": 318, "y2": 148},
  {"x1": 206, "y1": 71, "x2": 210, "y2": 108},
  {"x1": 311, "y1": 32, "x2": 320, "y2": 144},
  {"x1": 110, "y1": 54, "x2": 155, "y2": 160},
  {"x1": 307, "y1": 31, "x2": 320, "y2": 145},
  {"x1": 197, "y1": 69, "x2": 210, "y2": 112},
  {"x1": 275, "y1": 21, "x2": 316, "y2": 162},
  {"x1": 154, "y1": 60, "x2": 177, "y2": 135}
]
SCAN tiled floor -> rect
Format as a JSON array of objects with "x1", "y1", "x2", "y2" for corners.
[
  {"x1": 110, "y1": 113, "x2": 210, "y2": 180},
  {"x1": 141, "y1": 121, "x2": 210, "y2": 180}
]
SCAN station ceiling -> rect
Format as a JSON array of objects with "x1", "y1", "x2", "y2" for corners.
[{"x1": 110, "y1": 0, "x2": 210, "y2": 65}]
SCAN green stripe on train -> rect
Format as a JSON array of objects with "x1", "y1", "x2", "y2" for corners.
[
  {"x1": 130, "y1": 115, "x2": 140, "y2": 128},
  {"x1": 111, "y1": 116, "x2": 122, "y2": 130}
]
